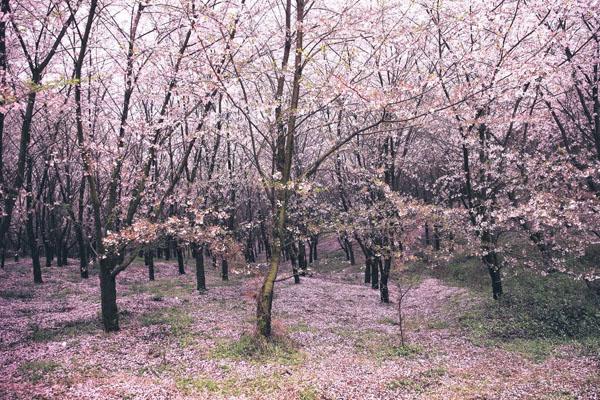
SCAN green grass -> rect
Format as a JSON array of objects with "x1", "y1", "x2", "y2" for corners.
[
  {"x1": 430, "y1": 255, "x2": 600, "y2": 361},
  {"x1": 50, "y1": 286, "x2": 79, "y2": 299},
  {"x1": 385, "y1": 378, "x2": 426, "y2": 393},
  {"x1": 176, "y1": 377, "x2": 221, "y2": 394},
  {"x1": 385, "y1": 367, "x2": 446, "y2": 394},
  {"x1": 375, "y1": 343, "x2": 423, "y2": 360},
  {"x1": 350, "y1": 328, "x2": 423, "y2": 360},
  {"x1": 0, "y1": 289, "x2": 34, "y2": 300},
  {"x1": 139, "y1": 307, "x2": 194, "y2": 346},
  {"x1": 210, "y1": 333, "x2": 305, "y2": 365},
  {"x1": 19, "y1": 360, "x2": 61, "y2": 383},
  {"x1": 175, "y1": 374, "x2": 281, "y2": 396},
  {"x1": 127, "y1": 278, "x2": 194, "y2": 298},
  {"x1": 298, "y1": 386, "x2": 320, "y2": 400},
  {"x1": 29, "y1": 319, "x2": 99, "y2": 342},
  {"x1": 288, "y1": 322, "x2": 315, "y2": 333}
]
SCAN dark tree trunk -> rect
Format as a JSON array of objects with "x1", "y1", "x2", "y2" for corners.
[
  {"x1": 259, "y1": 216, "x2": 271, "y2": 261},
  {"x1": 194, "y1": 245, "x2": 206, "y2": 291},
  {"x1": 424, "y1": 223, "x2": 430, "y2": 246},
  {"x1": 100, "y1": 258, "x2": 119, "y2": 332},
  {"x1": 148, "y1": 249, "x2": 155, "y2": 281},
  {"x1": 43, "y1": 209, "x2": 54, "y2": 269},
  {"x1": 77, "y1": 178, "x2": 88, "y2": 278},
  {"x1": 371, "y1": 256, "x2": 380, "y2": 289},
  {"x1": 482, "y1": 231, "x2": 502, "y2": 299},
  {"x1": 289, "y1": 242, "x2": 300, "y2": 284},
  {"x1": 59, "y1": 227, "x2": 69, "y2": 266},
  {"x1": 245, "y1": 234, "x2": 256, "y2": 262},
  {"x1": 77, "y1": 232, "x2": 88, "y2": 279},
  {"x1": 345, "y1": 238, "x2": 355, "y2": 265},
  {"x1": 485, "y1": 254, "x2": 503, "y2": 300},
  {"x1": 339, "y1": 236, "x2": 350, "y2": 260},
  {"x1": 380, "y1": 257, "x2": 391, "y2": 303},
  {"x1": 164, "y1": 242, "x2": 171, "y2": 261},
  {"x1": 298, "y1": 241, "x2": 307, "y2": 275},
  {"x1": 14, "y1": 228, "x2": 21, "y2": 261},
  {"x1": 364, "y1": 256, "x2": 372, "y2": 284},
  {"x1": 433, "y1": 224, "x2": 441, "y2": 251},
  {"x1": 221, "y1": 259, "x2": 229, "y2": 281},
  {"x1": 26, "y1": 158, "x2": 42, "y2": 284},
  {"x1": 176, "y1": 246, "x2": 185, "y2": 275},
  {"x1": 308, "y1": 239, "x2": 314, "y2": 264}
]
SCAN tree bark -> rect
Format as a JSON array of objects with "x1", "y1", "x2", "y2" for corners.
[
  {"x1": 26, "y1": 158, "x2": 42, "y2": 284},
  {"x1": 371, "y1": 256, "x2": 380, "y2": 289},
  {"x1": 100, "y1": 258, "x2": 119, "y2": 331},
  {"x1": 177, "y1": 245, "x2": 185, "y2": 275},
  {"x1": 193, "y1": 245, "x2": 206, "y2": 291},
  {"x1": 221, "y1": 259, "x2": 229, "y2": 281},
  {"x1": 380, "y1": 257, "x2": 391, "y2": 303},
  {"x1": 148, "y1": 249, "x2": 155, "y2": 281},
  {"x1": 298, "y1": 241, "x2": 307, "y2": 275}
]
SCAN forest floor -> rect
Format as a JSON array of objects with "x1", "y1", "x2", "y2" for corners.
[{"x1": 0, "y1": 247, "x2": 598, "y2": 399}]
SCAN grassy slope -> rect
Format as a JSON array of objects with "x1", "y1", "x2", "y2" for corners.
[{"x1": 0, "y1": 249, "x2": 598, "y2": 399}]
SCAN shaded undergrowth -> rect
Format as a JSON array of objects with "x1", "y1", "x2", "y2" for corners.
[{"x1": 414, "y1": 255, "x2": 600, "y2": 361}]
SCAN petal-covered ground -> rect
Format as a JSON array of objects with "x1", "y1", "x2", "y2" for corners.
[{"x1": 0, "y1": 255, "x2": 598, "y2": 400}]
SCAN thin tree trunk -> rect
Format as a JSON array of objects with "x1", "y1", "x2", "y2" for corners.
[
  {"x1": 371, "y1": 256, "x2": 380, "y2": 289},
  {"x1": 345, "y1": 237, "x2": 355, "y2": 265},
  {"x1": 177, "y1": 245, "x2": 185, "y2": 275},
  {"x1": 221, "y1": 259, "x2": 229, "y2": 281},
  {"x1": 298, "y1": 241, "x2": 307, "y2": 275},
  {"x1": 148, "y1": 249, "x2": 155, "y2": 281},
  {"x1": 194, "y1": 245, "x2": 206, "y2": 291},
  {"x1": 380, "y1": 257, "x2": 391, "y2": 303},
  {"x1": 26, "y1": 158, "x2": 42, "y2": 284}
]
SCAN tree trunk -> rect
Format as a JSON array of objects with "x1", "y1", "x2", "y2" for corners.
[
  {"x1": 257, "y1": 200, "x2": 286, "y2": 337},
  {"x1": 433, "y1": 224, "x2": 441, "y2": 251},
  {"x1": 289, "y1": 242, "x2": 300, "y2": 284},
  {"x1": 15, "y1": 228, "x2": 21, "y2": 261},
  {"x1": 380, "y1": 257, "x2": 391, "y2": 303},
  {"x1": 364, "y1": 256, "x2": 372, "y2": 284},
  {"x1": 164, "y1": 242, "x2": 171, "y2": 260},
  {"x1": 311, "y1": 236, "x2": 318, "y2": 260},
  {"x1": 482, "y1": 231, "x2": 502, "y2": 299},
  {"x1": 77, "y1": 178, "x2": 88, "y2": 278},
  {"x1": 298, "y1": 241, "x2": 307, "y2": 275},
  {"x1": 221, "y1": 259, "x2": 229, "y2": 281},
  {"x1": 339, "y1": 236, "x2": 350, "y2": 260},
  {"x1": 177, "y1": 246, "x2": 185, "y2": 274},
  {"x1": 26, "y1": 158, "x2": 42, "y2": 284},
  {"x1": 148, "y1": 249, "x2": 155, "y2": 281},
  {"x1": 345, "y1": 238, "x2": 355, "y2": 265},
  {"x1": 100, "y1": 258, "x2": 119, "y2": 332},
  {"x1": 371, "y1": 256, "x2": 380, "y2": 289},
  {"x1": 486, "y1": 255, "x2": 503, "y2": 300},
  {"x1": 194, "y1": 245, "x2": 206, "y2": 291},
  {"x1": 77, "y1": 230, "x2": 88, "y2": 279}
]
